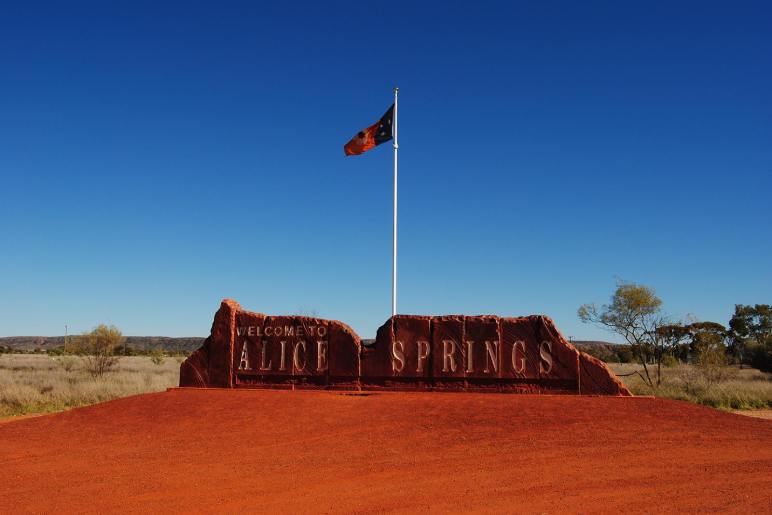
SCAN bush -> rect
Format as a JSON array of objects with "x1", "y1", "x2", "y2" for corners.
[
  {"x1": 616, "y1": 346, "x2": 633, "y2": 363},
  {"x1": 661, "y1": 354, "x2": 679, "y2": 368},
  {"x1": 117, "y1": 344, "x2": 136, "y2": 356},
  {"x1": 149, "y1": 348, "x2": 166, "y2": 366},
  {"x1": 696, "y1": 345, "x2": 733, "y2": 385},
  {"x1": 55, "y1": 356, "x2": 77, "y2": 372},
  {"x1": 73, "y1": 325, "x2": 123, "y2": 377},
  {"x1": 746, "y1": 339, "x2": 772, "y2": 373}
]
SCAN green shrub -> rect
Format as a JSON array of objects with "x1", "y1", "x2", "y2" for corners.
[
  {"x1": 149, "y1": 348, "x2": 166, "y2": 366},
  {"x1": 661, "y1": 354, "x2": 679, "y2": 367},
  {"x1": 749, "y1": 342, "x2": 772, "y2": 373}
]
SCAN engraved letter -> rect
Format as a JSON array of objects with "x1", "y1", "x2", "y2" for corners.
[
  {"x1": 260, "y1": 340, "x2": 272, "y2": 371},
  {"x1": 391, "y1": 340, "x2": 406, "y2": 374},
  {"x1": 318, "y1": 326, "x2": 328, "y2": 337},
  {"x1": 465, "y1": 340, "x2": 474, "y2": 373},
  {"x1": 416, "y1": 340, "x2": 431, "y2": 373},
  {"x1": 237, "y1": 327, "x2": 246, "y2": 336},
  {"x1": 247, "y1": 326, "x2": 256, "y2": 337},
  {"x1": 293, "y1": 340, "x2": 307, "y2": 372},
  {"x1": 511, "y1": 340, "x2": 526, "y2": 374},
  {"x1": 316, "y1": 340, "x2": 328, "y2": 372},
  {"x1": 539, "y1": 340, "x2": 553, "y2": 375},
  {"x1": 484, "y1": 341, "x2": 499, "y2": 374},
  {"x1": 442, "y1": 340, "x2": 457, "y2": 373},
  {"x1": 279, "y1": 340, "x2": 288, "y2": 371},
  {"x1": 238, "y1": 341, "x2": 250, "y2": 370}
]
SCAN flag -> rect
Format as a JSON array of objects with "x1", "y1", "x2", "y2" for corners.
[{"x1": 343, "y1": 104, "x2": 394, "y2": 156}]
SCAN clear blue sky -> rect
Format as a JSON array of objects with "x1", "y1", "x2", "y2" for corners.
[{"x1": 1, "y1": 1, "x2": 770, "y2": 340}]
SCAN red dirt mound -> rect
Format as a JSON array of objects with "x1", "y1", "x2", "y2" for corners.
[{"x1": 1, "y1": 390, "x2": 770, "y2": 513}]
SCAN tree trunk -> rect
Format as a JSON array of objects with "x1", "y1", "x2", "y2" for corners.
[
  {"x1": 656, "y1": 358, "x2": 661, "y2": 387},
  {"x1": 639, "y1": 357, "x2": 654, "y2": 389}
]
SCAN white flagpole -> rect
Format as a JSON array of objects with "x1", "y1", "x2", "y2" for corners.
[{"x1": 392, "y1": 87, "x2": 399, "y2": 317}]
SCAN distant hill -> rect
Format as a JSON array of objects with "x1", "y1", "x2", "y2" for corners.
[
  {"x1": 572, "y1": 340, "x2": 633, "y2": 363},
  {"x1": 0, "y1": 336, "x2": 205, "y2": 353}
]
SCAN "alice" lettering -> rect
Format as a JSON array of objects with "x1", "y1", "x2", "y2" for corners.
[{"x1": 238, "y1": 340, "x2": 328, "y2": 373}]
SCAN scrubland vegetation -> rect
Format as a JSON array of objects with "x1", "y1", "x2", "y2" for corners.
[
  {"x1": 610, "y1": 363, "x2": 771, "y2": 410},
  {"x1": 580, "y1": 282, "x2": 771, "y2": 410},
  {"x1": 0, "y1": 354, "x2": 181, "y2": 418},
  {"x1": 0, "y1": 324, "x2": 188, "y2": 418}
]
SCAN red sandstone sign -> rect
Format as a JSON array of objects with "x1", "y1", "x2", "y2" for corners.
[{"x1": 180, "y1": 299, "x2": 630, "y2": 395}]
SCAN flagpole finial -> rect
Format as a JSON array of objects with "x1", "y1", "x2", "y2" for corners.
[{"x1": 394, "y1": 86, "x2": 399, "y2": 93}]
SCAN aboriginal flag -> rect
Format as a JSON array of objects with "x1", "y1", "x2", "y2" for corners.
[{"x1": 343, "y1": 104, "x2": 394, "y2": 156}]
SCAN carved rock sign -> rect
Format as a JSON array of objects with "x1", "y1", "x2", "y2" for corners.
[{"x1": 180, "y1": 299, "x2": 631, "y2": 395}]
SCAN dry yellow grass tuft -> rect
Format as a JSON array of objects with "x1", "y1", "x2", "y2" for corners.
[{"x1": 0, "y1": 354, "x2": 180, "y2": 417}]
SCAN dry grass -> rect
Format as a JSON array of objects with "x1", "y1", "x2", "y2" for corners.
[
  {"x1": 0, "y1": 354, "x2": 181, "y2": 418},
  {"x1": 610, "y1": 363, "x2": 772, "y2": 410}
]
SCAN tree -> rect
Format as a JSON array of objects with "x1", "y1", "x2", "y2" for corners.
[
  {"x1": 687, "y1": 321, "x2": 731, "y2": 386},
  {"x1": 728, "y1": 304, "x2": 772, "y2": 369},
  {"x1": 578, "y1": 281, "x2": 671, "y2": 389},
  {"x1": 656, "y1": 323, "x2": 691, "y2": 364},
  {"x1": 616, "y1": 345, "x2": 634, "y2": 363},
  {"x1": 687, "y1": 321, "x2": 727, "y2": 357},
  {"x1": 75, "y1": 324, "x2": 123, "y2": 377}
]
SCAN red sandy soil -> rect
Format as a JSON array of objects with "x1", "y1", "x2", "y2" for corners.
[{"x1": 1, "y1": 390, "x2": 770, "y2": 514}]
